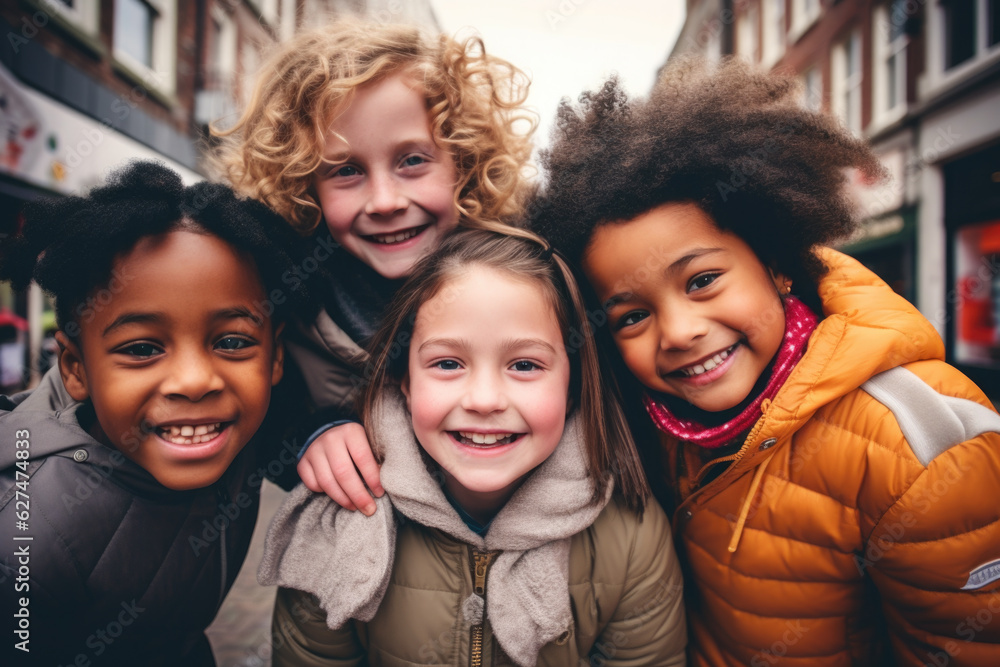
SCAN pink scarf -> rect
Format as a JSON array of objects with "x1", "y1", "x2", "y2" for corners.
[{"x1": 643, "y1": 295, "x2": 818, "y2": 449}]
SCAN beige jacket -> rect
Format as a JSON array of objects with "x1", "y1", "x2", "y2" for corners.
[{"x1": 262, "y1": 394, "x2": 687, "y2": 666}]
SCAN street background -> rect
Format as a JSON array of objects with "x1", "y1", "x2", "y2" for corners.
[{"x1": 2, "y1": 0, "x2": 999, "y2": 664}]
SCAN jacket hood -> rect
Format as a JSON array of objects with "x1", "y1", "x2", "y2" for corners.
[
  {"x1": 0, "y1": 367, "x2": 93, "y2": 467},
  {"x1": 260, "y1": 389, "x2": 611, "y2": 667},
  {"x1": 764, "y1": 248, "x2": 945, "y2": 441}
]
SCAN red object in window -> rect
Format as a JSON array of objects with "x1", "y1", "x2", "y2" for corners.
[{"x1": 0, "y1": 309, "x2": 28, "y2": 331}]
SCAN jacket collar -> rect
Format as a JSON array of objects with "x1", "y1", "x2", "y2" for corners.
[{"x1": 759, "y1": 247, "x2": 944, "y2": 447}]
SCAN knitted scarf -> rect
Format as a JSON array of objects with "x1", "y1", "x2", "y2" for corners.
[{"x1": 643, "y1": 295, "x2": 818, "y2": 448}]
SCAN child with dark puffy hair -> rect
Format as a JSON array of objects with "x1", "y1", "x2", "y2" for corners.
[
  {"x1": 0, "y1": 161, "x2": 319, "y2": 665},
  {"x1": 533, "y1": 58, "x2": 1000, "y2": 666}
]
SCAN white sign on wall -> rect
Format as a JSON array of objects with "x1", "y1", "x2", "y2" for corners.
[{"x1": 0, "y1": 62, "x2": 201, "y2": 196}]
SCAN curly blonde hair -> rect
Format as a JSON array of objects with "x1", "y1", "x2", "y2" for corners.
[{"x1": 211, "y1": 20, "x2": 536, "y2": 234}]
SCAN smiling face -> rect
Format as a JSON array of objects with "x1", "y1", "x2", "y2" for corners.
[
  {"x1": 402, "y1": 266, "x2": 571, "y2": 519},
  {"x1": 582, "y1": 202, "x2": 787, "y2": 413},
  {"x1": 315, "y1": 72, "x2": 460, "y2": 279},
  {"x1": 58, "y1": 229, "x2": 283, "y2": 491}
]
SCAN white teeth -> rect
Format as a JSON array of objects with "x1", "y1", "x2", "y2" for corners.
[
  {"x1": 371, "y1": 228, "x2": 420, "y2": 244},
  {"x1": 680, "y1": 347, "x2": 733, "y2": 377},
  {"x1": 457, "y1": 431, "x2": 514, "y2": 446},
  {"x1": 157, "y1": 423, "x2": 224, "y2": 445}
]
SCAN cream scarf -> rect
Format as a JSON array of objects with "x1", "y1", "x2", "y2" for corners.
[{"x1": 259, "y1": 390, "x2": 611, "y2": 666}]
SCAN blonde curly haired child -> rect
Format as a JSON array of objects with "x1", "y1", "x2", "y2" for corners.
[
  {"x1": 212, "y1": 20, "x2": 536, "y2": 514},
  {"x1": 214, "y1": 20, "x2": 534, "y2": 234}
]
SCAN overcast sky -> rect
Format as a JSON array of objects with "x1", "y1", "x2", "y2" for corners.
[{"x1": 429, "y1": 1, "x2": 685, "y2": 152}]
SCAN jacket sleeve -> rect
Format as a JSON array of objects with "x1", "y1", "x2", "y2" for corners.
[
  {"x1": 272, "y1": 586, "x2": 367, "y2": 666},
  {"x1": 591, "y1": 499, "x2": 687, "y2": 666},
  {"x1": 859, "y1": 364, "x2": 1000, "y2": 666}
]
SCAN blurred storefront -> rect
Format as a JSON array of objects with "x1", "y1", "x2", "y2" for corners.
[{"x1": 944, "y1": 142, "x2": 1000, "y2": 396}]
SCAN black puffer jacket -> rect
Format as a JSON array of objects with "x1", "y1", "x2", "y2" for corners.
[{"x1": 0, "y1": 368, "x2": 300, "y2": 665}]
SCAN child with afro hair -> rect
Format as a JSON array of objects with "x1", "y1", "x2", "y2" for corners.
[
  {"x1": 533, "y1": 58, "x2": 1000, "y2": 666},
  {"x1": 0, "y1": 161, "x2": 320, "y2": 665}
]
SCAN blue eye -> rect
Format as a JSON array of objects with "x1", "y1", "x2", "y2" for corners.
[
  {"x1": 119, "y1": 343, "x2": 161, "y2": 359},
  {"x1": 216, "y1": 336, "x2": 254, "y2": 351},
  {"x1": 402, "y1": 155, "x2": 426, "y2": 167},
  {"x1": 689, "y1": 273, "x2": 719, "y2": 292},
  {"x1": 511, "y1": 360, "x2": 538, "y2": 372},
  {"x1": 435, "y1": 359, "x2": 460, "y2": 371}
]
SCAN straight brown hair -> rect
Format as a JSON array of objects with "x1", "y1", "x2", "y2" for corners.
[{"x1": 359, "y1": 226, "x2": 651, "y2": 512}]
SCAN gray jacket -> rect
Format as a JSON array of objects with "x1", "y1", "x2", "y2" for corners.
[{"x1": 0, "y1": 368, "x2": 296, "y2": 665}]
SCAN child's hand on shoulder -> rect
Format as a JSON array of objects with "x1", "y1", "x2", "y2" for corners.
[{"x1": 297, "y1": 422, "x2": 383, "y2": 515}]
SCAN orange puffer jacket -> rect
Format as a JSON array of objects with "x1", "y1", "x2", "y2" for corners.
[{"x1": 658, "y1": 249, "x2": 1000, "y2": 666}]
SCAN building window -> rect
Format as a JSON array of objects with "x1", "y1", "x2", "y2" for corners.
[
  {"x1": 114, "y1": 0, "x2": 155, "y2": 67},
  {"x1": 762, "y1": 0, "x2": 786, "y2": 67},
  {"x1": 872, "y1": 0, "x2": 908, "y2": 125},
  {"x1": 280, "y1": 0, "x2": 297, "y2": 42},
  {"x1": 943, "y1": 0, "x2": 977, "y2": 69},
  {"x1": 43, "y1": 0, "x2": 100, "y2": 36},
  {"x1": 738, "y1": 6, "x2": 760, "y2": 63},
  {"x1": 239, "y1": 40, "x2": 262, "y2": 106},
  {"x1": 832, "y1": 30, "x2": 863, "y2": 134},
  {"x1": 989, "y1": 0, "x2": 1000, "y2": 46},
  {"x1": 112, "y1": 0, "x2": 178, "y2": 96},
  {"x1": 886, "y1": 0, "x2": 906, "y2": 109},
  {"x1": 208, "y1": 11, "x2": 236, "y2": 90},
  {"x1": 791, "y1": 0, "x2": 821, "y2": 41},
  {"x1": 803, "y1": 66, "x2": 822, "y2": 111},
  {"x1": 928, "y1": 0, "x2": 1000, "y2": 88},
  {"x1": 246, "y1": 0, "x2": 279, "y2": 28},
  {"x1": 195, "y1": 8, "x2": 237, "y2": 126}
]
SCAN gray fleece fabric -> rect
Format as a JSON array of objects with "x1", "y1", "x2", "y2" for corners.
[{"x1": 259, "y1": 390, "x2": 611, "y2": 666}]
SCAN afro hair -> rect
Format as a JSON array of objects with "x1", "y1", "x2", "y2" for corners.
[{"x1": 533, "y1": 57, "x2": 885, "y2": 310}]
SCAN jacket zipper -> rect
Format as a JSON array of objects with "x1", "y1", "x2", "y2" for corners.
[
  {"x1": 676, "y1": 400, "x2": 774, "y2": 521},
  {"x1": 215, "y1": 484, "x2": 229, "y2": 608},
  {"x1": 469, "y1": 550, "x2": 497, "y2": 667}
]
